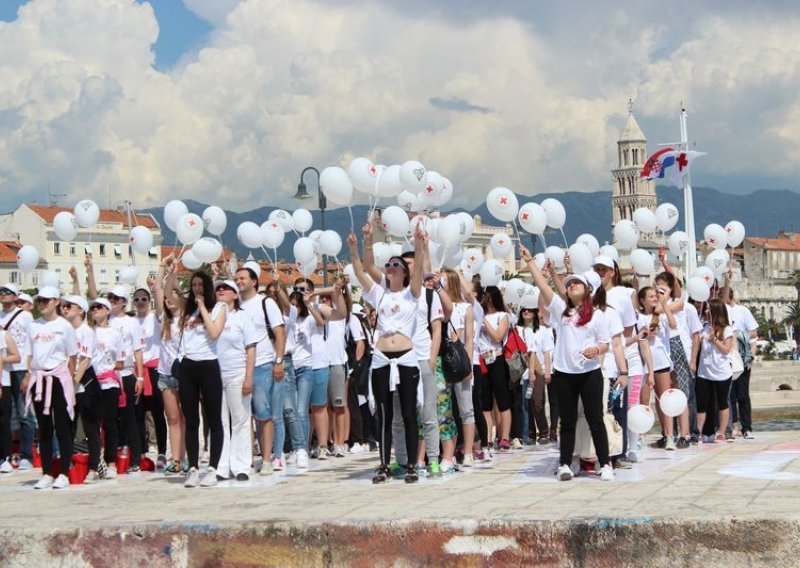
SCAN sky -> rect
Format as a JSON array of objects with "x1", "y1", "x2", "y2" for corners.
[{"x1": 1, "y1": 0, "x2": 799, "y2": 212}]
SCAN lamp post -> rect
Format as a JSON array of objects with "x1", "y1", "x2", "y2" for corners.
[{"x1": 293, "y1": 166, "x2": 328, "y2": 286}]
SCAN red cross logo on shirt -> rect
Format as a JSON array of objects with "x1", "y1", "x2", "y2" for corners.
[{"x1": 499, "y1": 197, "x2": 508, "y2": 205}]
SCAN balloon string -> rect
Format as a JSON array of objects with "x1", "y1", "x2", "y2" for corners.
[
  {"x1": 348, "y1": 205, "x2": 355, "y2": 234},
  {"x1": 559, "y1": 228, "x2": 568, "y2": 248},
  {"x1": 273, "y1": 248, "x2": 279, "y2": 275},
  {"x1": 369, "y1": 195, "x2": 380, "y2": 223},
  {"x1": 176, "y1": 244, "x2": 186, "y2": 262},
  {"x1": 512, "y1": 220, "x2": 522, "y2": 247},
  {"x1": 539, "y1": 232, "x2": 547, "y2": 250}
]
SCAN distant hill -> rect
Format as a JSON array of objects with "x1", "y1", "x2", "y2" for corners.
[{"x1": 143, "y1": 187, "x2": 800, "y2": 261}]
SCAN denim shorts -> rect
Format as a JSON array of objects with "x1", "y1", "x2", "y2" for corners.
[
  {"x1": 310, "y1": 367, "x2": 329, "y2": 407},
  {"x1": 157, "y1": 372, "x2": 179, "y2": 390},
  {"x1": 251, "y1": 362, "x2": 276, "y2": 421}
]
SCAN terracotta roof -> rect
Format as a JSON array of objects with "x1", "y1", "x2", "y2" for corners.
[
  {"x1": 745, "y1": 234, "x2": 800, "y2": 252},
  {"x1": 0, "y1": 241, "x2": 21, "y2": 264},
  {"x1": 27, "y1": 205, "x2": 160, "y2": 230}
]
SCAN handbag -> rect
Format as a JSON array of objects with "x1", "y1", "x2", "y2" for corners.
[
  {"x1": 504, "y1": 327, "x2": 529, "y2": 386},
  {"x1": 730, "y1": 347, "x2": 744, "y2": 381},
  {"x1": 441, "y1": 321, "x2": 471, "y2": 384}
]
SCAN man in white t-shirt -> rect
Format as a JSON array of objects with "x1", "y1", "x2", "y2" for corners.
[
  {"x1": 726, "y1": 291, "x2": 758, "y2": 438},
  {"x1": 0, "y1": 283, "x2": 36, "y2": 469}
]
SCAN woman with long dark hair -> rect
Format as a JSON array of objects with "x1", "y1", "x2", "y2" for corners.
[
  {"x1": 696, "y1": 299, "x2": 735, "y2": 441},
  {"x1": 479, "y1": 286, "x2": 513, "y2": 453}
]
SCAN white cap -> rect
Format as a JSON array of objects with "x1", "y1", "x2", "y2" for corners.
[
  {"x1": 89, "y1": 298, "x2": 112, "y2": 311},
  {"x1": 592, "y1": 255, "x2": 615, "y2": 270},
  {"x1": 108, "y1": 285, "x2": 130, "y2": 302},
  {"x1": 0, "y1": 283, "x2": 20, "y2": 296},
  {"x1": 214, "y1": 279, "x2": 240, "y2": 297},
  {"x1": 17, "y1": 293, "x2": 33, "y2": 305},
  {"x1": 243, "y1": 261, "x2": 261, "y2": 279},
  {"x1": 562, "y1": 273, "x2": 590, "y2": 292},
  {"x1": 63, "y1": 295, "x2": 88, "y2": 313},
  {"x1": 34, "y1": 286, "x2": 60, "y2": 301}
]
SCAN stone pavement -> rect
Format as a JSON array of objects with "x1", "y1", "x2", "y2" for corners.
[{"x1": 1, "y1": 430, "x2": 800, "y2": 566}]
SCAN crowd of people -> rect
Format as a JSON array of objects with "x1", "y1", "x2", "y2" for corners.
[{"x1": 0, "y1": 219, "x2": 759, "y2": 489}]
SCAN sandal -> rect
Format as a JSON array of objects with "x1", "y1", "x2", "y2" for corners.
[
  {"x1": 405, "y1": 465, "x2": 419, "y2": 484},
  {"x1": 372, "y1": 465, "x2": 391, "y2": 484}
]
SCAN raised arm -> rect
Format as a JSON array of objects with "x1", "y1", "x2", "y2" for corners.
[
  {"x1": 361, "y1": 220, "x2": 384, "y2": 284},
  {"x1": 434, "y1": 272, "x2": 454, "y2": 323},
  {"x1": 69, "y1": 266, "x2": 81, "y2": 296},
  {"x1": 409, "y1": 221, "x2": 425, "y2": 299},
  {"x1": 520, "y1": 244, "x2": 555, "y2": 306},
  {"x1": 347, "y1": 232, "x2": 376, "y2": 294},
  {"x1": 154, "y1": 259, "x2": 168, "y2": 320},
  {"x1": 85, "y1": 255, "x2": 98, "y2": 300}
]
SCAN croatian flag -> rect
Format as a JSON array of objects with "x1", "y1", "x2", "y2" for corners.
[{"x1": 641, "y1": 148, "x2": 705, "y2": 188}]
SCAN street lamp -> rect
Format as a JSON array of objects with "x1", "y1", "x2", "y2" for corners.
[{"x1": 293, "y1": 166, "x2": 328, "y2": 286}]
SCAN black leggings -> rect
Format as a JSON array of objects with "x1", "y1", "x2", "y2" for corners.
[
  {"x1": 118, "y1": 374, "x2": 142, "y2": 463},
  {"x1": 179, "y1": 358, "x2": 223, "y2": 469},
  {"x1": 32, "y1": 378, "x2": 73, "y2": 477},
  {"x1": 481, "y1": 357, "x2": 512, "y2": 412},
  {"x1": 0, "y1": 385, "x2": 11, "y2": 461},
  {"x1": 136, "y1": 370, "x2": 167, "y2": 455},
  {"x1": 471, "y1": 364, "x2": 489, "y2": 447},
  {"x1": 696, "y1": 377, "x2": 732, "y2": 413},
  {"x1": 371, "y1": 351, "x2": 419, "y2": 467},
  {"x1": 553, "y1": 368, "x2": 609, "y2": 467},
  {"x1": 78, "y1": 372, "x2": 120, "y2": 471}
]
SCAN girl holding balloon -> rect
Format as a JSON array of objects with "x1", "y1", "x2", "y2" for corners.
[{"x1": 695, "y1": 299, "x2": 735, "y2": 442}]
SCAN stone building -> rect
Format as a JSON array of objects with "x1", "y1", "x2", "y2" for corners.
[{"x1": 611, "y1": 108, "x2": 657, "y2": 233}]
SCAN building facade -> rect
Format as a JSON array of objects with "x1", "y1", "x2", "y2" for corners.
[{"x1": 611, "y1": 110, "x2": 657, "y2": 231}]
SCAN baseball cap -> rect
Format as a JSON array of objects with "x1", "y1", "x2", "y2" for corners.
[
  {"x1": 214, "y1": 279, "x2": 239, "y2": 297},
  {"x1": 562, "y1": 273, "x2": 590, "y2": 291},
  {"x1": 0, "y1": 283, "x2": 20, "y2": 295},
  {"x1": 16, "y1": 293, "x2": 33, "y2": 305},
  {"x1": 107, "y1": 285, "x2": 130, "y2": 302},
  {"x1": 63, "y1": 295, "x2": 88, "y2": 313},
  {"x1": 592, "y1": 255, "x2": 615, "y2": 270},
  {"x1": 582, "y1": 270, "x2": 602, "y2": 294},
  {"x1": 34, "y1": 286, "x2": 61, "y2": 301},
  {"x1": 89, "y1": 298, "x2": 112, "y2": 311},
  {"x1": 243, "y1": 261, "x2": 261, "y2": 279}
]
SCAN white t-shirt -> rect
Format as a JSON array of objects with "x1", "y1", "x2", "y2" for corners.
[
  {"x1": 293, "y1": 315, "x2": 314, "y2": 369},
  {"x1": 182, "y1": 303, "x2": 227, "y2": 361},
  {"x1": 136, "y1": 313, "x2": 159, "y2": 362},
  {"x1": 533, "y1": 326, "x2": 554, "y2": 369},
  {"x1": 472, "y1": 300, "x2": 486, "y2": 365},
  {"x1": 730, "y1": 304, "x2": 758, "y2": 335},
  {"x1": 239, "y1": 295, "x2": 281, "y2": 366},
  {"x1": 600, "y1": 308, "x2": 624, "y2": 378},
  {"x1": 93, "y1": 326, "x2": 124, "y2": 382},
  {"x1": 363, "y1": 283, "x2": 418, "y2": 342},
  {"x1": 481, "y1": 312, "x2": 509, "y2": 351},
  {"x1": 698, "y1": 325, "x2": 734, "y2": 381},
  {"x1": 547, "y1": 295, "x2": 610, "y2": 374},
  {"x1": 284, "y1": 306, "x2": 298, "y2": 356},
  {"x1": 156, "y1": 315, "x2": 181, "y2": 375},
  {"x1": 520, "y1": 326, "x2": 535, "y2": 353},
  {"x1": 216, "y1": 309, "x2": 260, "y2": 380},
  {"x1": 75, "y1": 323, "x2": 95, "y2": 363},
  {"x1": 348, "y1": 314, "x2": 366, "y2": 344},
  {"x1": 413, "y1": 290, "x2": 442, "y2": 360},
  {"x1": 605, "y1": 286, "x2": 642, "y2": 374},
  {"x1": 1, "y1": 331, "x2": 11, "y2": 386},
  {"x1": 326, "y1": 318, "x2": 348, "y2": 366},
  {"x1": 109, "y1": 314, "x2": 145, "y2": 376},
  {"x1": 1, "y1": 307, "x2": 32, "y2": 372},
  {"x1": 637, "y1": 312, "x2": 672, "y2": 372},
  {"x1": 27, "y1": 317, "x2": 79, "y2": 371}
]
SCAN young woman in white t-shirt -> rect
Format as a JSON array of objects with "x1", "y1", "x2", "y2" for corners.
[
  {"x1": 521, "y1": 245, "x2": 614, "y2": 482},
  {"x1": 479, "y1": 286, "x2": 513, "y2": 453},
  {"x1": 696, "y1": 299, "x2": 735, "y2": 442},
  {"x1": 0, "y1": 325, "x2": 21, "y2": 473},
  {"x1": 347, "y1": 223, "x2": 424, "y2": 484},
  {"x1": 171, "y1": 271, "x2": 227, "y2": 488}
]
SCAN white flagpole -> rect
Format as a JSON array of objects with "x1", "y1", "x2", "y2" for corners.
[{"x1": 680, "y1": 106, "x2": 697, "y2": 277}]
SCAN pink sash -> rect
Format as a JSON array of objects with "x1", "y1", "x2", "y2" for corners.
[
  {"x1": 97, "y1": 369, "x2": 125, "y2": 408},
  {"x1": 26, "y1": 362, "x2": 76, "y2": 421},
  {"x1": 143, "y1": 358, "x2": 159, "y2": 397}
]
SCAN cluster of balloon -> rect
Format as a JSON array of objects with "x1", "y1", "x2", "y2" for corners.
[
  {"x1": 163, "y1": 200, "x2": 227, "y2": 270},
  {"x1": 679, "y1": 219, "x2": 747, "y2": 301}
]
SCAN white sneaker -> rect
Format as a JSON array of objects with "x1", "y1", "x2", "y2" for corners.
[
  {"x1": 271, "y1": 455, "x2": 284, "y2": 471},
  {"x1": 462, "y1": 453, "x2": 475, "y2": 468},
  {"x1": 52, "y1": 474, "x2": 69, "y2": 489},
  {"x1": 17, "y1": 459, "x2": 33, "y2": 471},
  {"x1": 34, "y1": 474, "x2": 54, "y2": 489},
  {"x1": 0, "y1": 459, "x2": 12, "y2": 473},
  {"x1": 511, "y1": 438, "x2": 524, "y2": 450},
  {"x1": 184, "y1": 467, "x2": 200, "y2": 488},
  {"x1": 333, "y1": 444, "x2": 346, "y2": 458},
  {"x1": 557, "y1": 464, "x2": 574, "y2": 481},
  {"x1": 599, "y1": 464, "x2": 615, "y2": 481},
  {"x1": 199, "y1": 467, "x2": 218, "y2": 487},
  {"x1": 482, "y1": 448, "x2": 493, "y2": 462},
  {"x1": 259, "y1": 458, "x2": 272, "y2": 476},
  {"x1": 317, "y1": 447, "x2": 331, "y2": 461},
  {"x1": 296, "y1": 449, "x2": 309, "y2": 469},
  {"x1": 84, "y1": 470, "x2": 100, "y2": 484},
  {"x1": 665, "y1": 437, "x2": 676, "y2": 451},
  {"x1": 348, "y1": 443, "x2": 362, "y2": 454},
  {"x1": 285, "y1": 451, "x2": 297, "y2": 466},
  {"x1": 105, "y1": 465, "x2": 118, "y2": 480}
]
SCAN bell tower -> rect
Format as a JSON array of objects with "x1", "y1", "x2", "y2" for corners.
[{"x1": 611, "y1": 100, "x2": 656, "y2": 229}]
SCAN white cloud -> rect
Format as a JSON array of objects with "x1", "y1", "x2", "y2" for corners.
[{"x1": 0, "y1": 0, "x2": 798, "y2": 215}]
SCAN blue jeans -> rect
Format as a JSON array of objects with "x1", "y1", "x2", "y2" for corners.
[
  {"x1": 282, "y1": 358, "x2": 304, "y2": 452},
  {"x1": 521, "y1": 378, "x2": 531, "y2": 441},
  {"x1": 288, "y1": 365, "x2": 313, "y2": 450},
  {"x1": 251, "y1": 362, "x2": 286, "y2": 457},
  {"x1": 9, "y1": 370, "x2": 36, "y2": 459}
]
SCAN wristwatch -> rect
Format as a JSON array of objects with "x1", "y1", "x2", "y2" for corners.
[{"x1": 275, "y1": 357, "x2": 284, "y2": 365}]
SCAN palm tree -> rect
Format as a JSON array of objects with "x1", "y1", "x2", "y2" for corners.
[
  {"x1": 789, "y1": 269, "x2": 800, "y2": 303},
  {"x1": 755, "y1": 312, "x2": 784, "y2": 341},
  {"x1": 782, "y1": 303, "x2": 800, "y2": 347}
]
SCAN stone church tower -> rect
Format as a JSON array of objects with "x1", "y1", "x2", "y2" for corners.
[{"x1": 611, "y1": 106, "x2": 657, "y2": 228}]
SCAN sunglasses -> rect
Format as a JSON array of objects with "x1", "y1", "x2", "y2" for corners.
[
  {"x1": 293, "y1": 286, "x2": 307, "y2": 292},
  {"x1": 60, "y1": 303, "x2": 75, "y2": 310},
  {"x1": 106, "y1": 295, "x2": 124, "y2": 302},
  {"x1": 90, "y1": 304, "x2": 105, "y2": 311},
  {"x1": 385, "y1": 261, "x2": 405, "y2": 269},
  {"x1": 14, "y1": 300, "x2": 28, "y2": 306},
  {"x1": 36, "y1": 297, "x2": 54, "y2": 304},
  {"x1": 216, "y1": 286, "x2": 235, "y2": 293},
  {"x1": 0, "y1": 289, "x2": 14, "y2": 295}
]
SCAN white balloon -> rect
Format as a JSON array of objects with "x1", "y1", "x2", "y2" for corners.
[
  {"x1": 426, "y1": 218, "x2": 442, "y2": 244},
  {"x1": 192, "y1": 237, "x2": 223, "y2": 264},
  {"x1": 129, "y1": 226, "x2": 153, "y2": 256},
  {"x1": 659, "y1": 388, "x2": 688, "y2": 418},
  {"x1": 440, "y1": 215, "x2": 469, "y2": 248},
  {"x1": 41, "y1": 271, "x2": 60, "y2": 289},
  {"x1": 318, "y1": 230, "x2": 343, "y2": 256},
  {"x1": 436, "y1": 176, "x2": 454, "y2": 207},
  {"x1": 518, "y1": 203, "x2": 547, "y2": 234},
  {"x1": 629, "y1": 248, "x2": 654, "y2": 276},
  {"x1": 268, "y1": 209, "x2": 294, "y2": 233},
  {"x1": 408, "y1": 214, "x2": 429, "y2": 238},
  {"x1": 163, "y1": 200, "x2": 188, "y2": 232},
  {"x1": 419, "y1": 171, "x2": 445, "y2": 205},
  {"x1": 628, "y1": 405, "x2": 655, "y2": 434},
  {"x1": 348, "y1": 157, "x2": 378, "y2": 194},
  {"x1": 667, "y1": 231, "x2": 690, "y2": 258},
  {"x1": 320, "y1": 166, "x2": 354, "y2": 205},
  {"x1": 176, "y1": 213, "x2": 204, "y2": 245},
  {"x1": 399, "y1": 160, "x2": 427, "y2": 194},
  {"x1": 441, "y1": 245, "x2": 463, "y2": 269},
  {"x1": 237, "y1": 221, "x2": 263, "y2": 249},
  {"x1": 456, "y1": 212, "x2": 475, "y2": 242},
  {"x1": 298, "y1": 256, "x2": 318, "y2": 278},
  {"x1": 545, "y1": 246, "x2": 565, "y2": 268},
  {"x1": 540, "y1": 198, "x2": 566, "y2": 229},
  {"x1": 576, "y1": 234, "x2": 600, "y2": 257},
  {"x1": 486, "y1": 187, "x2": 519, "y2": 223},
  {"x1": 343, "y1": 263, "x2": 356, "y2": 283},
  {"x1": 53, "y1": 212, "x2": 78, "y2": 241},
  {"x1": 292, "y1": 209, "x2": 313, "y2": 234},
  {"x1": 461, "y1": 248, "x2": 484, "y2": 274},
  {"x1": 533, "y1": 253, "x2": 547, "y2": 269},
  {"x1": 73, "y1": 199, "x2": 100, "y2": 228},
  {"x1": 703, "y1": 223, "x2": 728, "y2": 250},
  {"x1": 503, "y1": 278, "x2": 528, "y2": 304},
  {"x1": 613, "y1": 219, "x2": 639, "y2": 249},
  {"x1": 294, "y1": 237, "x2": 317, "y2": 264},
  {"x1": 693, "y1": 267, "x2": 716, "y2": 288},
  {"x1": 686, "y1": 276, "x2": 711, "y2": 302},
  {"x1": 568, "y1": 243, "x2": 593, "y2": 274},
  {"x1": 397, "y1": 190, "x2": 421, "y2": 213},
  {"x1": 375, "y1": 164, "x2": 403, "y2": 198},
  {"x1": 489, "y1": 232, "x2": 514, "y2": 258},
  {"x1": 181, "y1": 249, "x2": 202, "y2": 271},
  {"x1": 704, "y1": 248, "x2": 730, "y2": 277},
  {"x1": 725, "y1": 220, "x2": 746, "y2": 248},
  {"x1": 520, "y1": 285, "x2": 540, "y2": 309},
  {"x1": 632, "y1": 208, "x2": 658, "y2": 234},
  {"x1": 380, "y1": 206, "x2": 410, "y2": 238},
  {"x1": 202, "y1": 206, "x2": 227, "y2": 236},
  {"x1": 119, "y1": 265, "x2": 139, "y2": 284},
  {"x1": 308, "y1": 229, "x2": 323, "y2": 248},
  {"x1": 599, "y1": 245, "x2": 619, "y2": 262},
  {"x1": 479, "y1": 259, "x2": 504, "y2": 287},
  {"x1": 388, "y1": 242, "x2": 403, "y2": 258},
  {"x1": 17, "y1": 245, "x2": 39, "y2": 272},
  {"x1": 655, "y1": 203, "x2": 680, "y2": 232}
]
